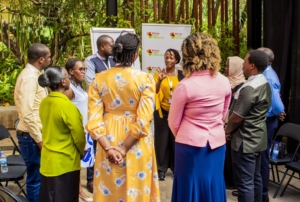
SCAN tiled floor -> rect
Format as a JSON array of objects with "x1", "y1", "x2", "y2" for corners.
[{"x1": 2, "y1": 130, "x2": 300, "y2": 201}]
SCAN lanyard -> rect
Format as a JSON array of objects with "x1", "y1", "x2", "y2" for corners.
[
  {"x1": 100, "y1": 59, "x2": 111, "y2": 70},
  {"x1": 167, "y1": 76, "x2": 174, "y2": 97}
]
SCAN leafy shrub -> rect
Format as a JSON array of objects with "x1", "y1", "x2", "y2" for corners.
[{"x1": 0, "y1": 57, "x2": 22, "y2": 105}]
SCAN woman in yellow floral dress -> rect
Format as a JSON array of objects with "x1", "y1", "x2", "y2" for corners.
[{"x1": 86, "y1": 33, "x2": 160, "y2": 202}]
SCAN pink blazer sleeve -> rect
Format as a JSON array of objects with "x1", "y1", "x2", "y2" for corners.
[
  {"x1": 168, "y1": 82, "x2": 188, "y2": 136},
  {"x1": 222, "y1": 88, "x2": 232, "y2": 120}
]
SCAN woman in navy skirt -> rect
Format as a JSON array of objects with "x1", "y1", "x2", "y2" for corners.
[{"x1": 168, "y1": 32, "x2": 231, "y2": 202}]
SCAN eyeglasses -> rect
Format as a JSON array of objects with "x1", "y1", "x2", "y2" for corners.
[{"x1": 74, "y1": 68, "x2": 87, "y2": 73}]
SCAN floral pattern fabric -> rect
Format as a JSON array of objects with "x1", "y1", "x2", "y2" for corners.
[{"x1": 86, "y1": 67, "x2": 160, "y2": 202}]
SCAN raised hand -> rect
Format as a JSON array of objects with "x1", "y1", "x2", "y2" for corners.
[{"x1": 156, "y1": 67, "x2": 167, "y2": 81}]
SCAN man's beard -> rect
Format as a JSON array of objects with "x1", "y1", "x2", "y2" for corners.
[{"x1": 104, "y1": 52, "x2": 112, "y2": 57}]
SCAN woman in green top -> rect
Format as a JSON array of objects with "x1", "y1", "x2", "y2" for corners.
[{"x1": 38, "y1": 66, "x2": 86, "y2": 202}]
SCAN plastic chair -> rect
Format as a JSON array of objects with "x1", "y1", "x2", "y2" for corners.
[
  {"x1": 273, "y1": 123, "x2": 300, "y2": 198},
  {"x1": 0, "y1": 186, "x2": 28, "y2": 202},
  {"x1": 0, "y1": 165, "x2": 27, "y2": 196},
  {"x1": 0, "y1": 124, "x2": 25, "y2": 166}
]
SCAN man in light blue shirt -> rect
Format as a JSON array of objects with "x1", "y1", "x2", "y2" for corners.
[{"x1": 258, "y1": 47, "x2": 285, "y2": 202}]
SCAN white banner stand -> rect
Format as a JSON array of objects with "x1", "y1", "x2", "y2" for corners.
[{"x1": 141, "y1": 23, "x2": 192, "y2": 74}]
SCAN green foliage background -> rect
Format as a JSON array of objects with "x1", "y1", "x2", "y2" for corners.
[{"x1": 0, "y1": 0, "x2": 248, "y2": 105}]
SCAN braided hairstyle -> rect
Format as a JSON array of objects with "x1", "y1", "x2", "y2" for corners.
[
  {"x1": 112, "y1": 33, "x2": 141, "y2": 66},
  {"x1": 181, "y1": 32, "x2": 221, "y2": 77}
]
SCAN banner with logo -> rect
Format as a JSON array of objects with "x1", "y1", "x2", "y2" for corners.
[
  {"x1": 89, "y1": 27, "x2": 141, "y2": 70},
  {"x1": 141, "y1": 23, "x2": 192, "y2": 74}
]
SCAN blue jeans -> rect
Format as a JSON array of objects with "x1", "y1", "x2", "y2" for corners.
[
  {"x1": 261, "y1": 116, "x2": 278, "y2": 200},
  {"x1": 17, "y1": 135, "x2": 41, "y2": 202},
  {"x1": 232, "y1": 144, "x2": 262, "y2": 202}
]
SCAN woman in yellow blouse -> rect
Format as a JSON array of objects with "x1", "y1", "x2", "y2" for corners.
[
  {"x1": 86, "y1": 33, "x2": 160, "y2": 202},
  {"x1": 38, "y1": 66, "x2": 86, "y2": 202},
  {"x1": 154, "y1": 49, "x2": 184, "y2": 180}
]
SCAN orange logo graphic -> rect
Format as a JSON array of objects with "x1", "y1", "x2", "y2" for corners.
[
  {"x1": 170, "y1": 32, "x2": 183, "y2": 39},
  {"x1": 147, "y1": 32, "x2": 153, "y2": 38}
]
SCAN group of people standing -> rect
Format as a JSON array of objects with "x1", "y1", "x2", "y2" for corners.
[
  {"x1": 223, "y1": 48, "x2": 285, "y2": 202},
  {"x1": 13, "y1": 30, "x2": 284, "y2": 202}
]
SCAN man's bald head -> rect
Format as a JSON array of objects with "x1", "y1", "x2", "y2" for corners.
[
  {"x1": 96, "y1": 35, "x2": 114, "y2": 49},
  {"x1": 257, "y1": 47, "x2": 274, "y2": 65}
]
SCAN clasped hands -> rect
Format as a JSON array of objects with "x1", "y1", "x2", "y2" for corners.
[{"x1": 105, "y1": 146, "x2": 126, "y2": 165}]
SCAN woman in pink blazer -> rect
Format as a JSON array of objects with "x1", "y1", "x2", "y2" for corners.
[{"x1": 168, "y1": 32, "x2": 231, "y2": 202}]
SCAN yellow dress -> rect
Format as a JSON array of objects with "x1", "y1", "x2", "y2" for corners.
[{"x1": 86, "y1": 67, "x2": 160, "y2": 202}]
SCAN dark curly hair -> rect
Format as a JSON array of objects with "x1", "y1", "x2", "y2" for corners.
[
  {"x1": 248, "y1": 50, "x2": 269, "y2": 73},
  {"x1": 181, "y1": 32, "x2": 221, "y2": 77},
  {"x1": 112, "y1": 33, "x2": 141, "y2": 66},
  {"x1": 165, "y1": 49, "x2": 181, "y2": 64}
]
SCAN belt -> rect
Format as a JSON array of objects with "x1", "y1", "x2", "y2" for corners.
[{"x1": 16, "y1": 130, "x2": 31, "y2": 136}]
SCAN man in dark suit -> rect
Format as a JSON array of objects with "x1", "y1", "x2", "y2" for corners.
[
  {"x1": 84, "y1": 35, "x2": 116, "y2": 88},
  {"x1": 84, "y1": 35, "x2": 115, "y2": 193}
]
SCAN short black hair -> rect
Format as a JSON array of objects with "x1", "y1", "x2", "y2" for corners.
[
  {"x1": 165, "y1": 49, "x2": 181, "y2": 64},
  {"x1": 248, "y1": 50, "x2": 269, "y2": 73},
  {"x1": 38, "y1": 66, "x2": 65, "y2": 91},
  {"x1": 28, "y1": 43, "x2": 49, "y2": 62},
  {"x1": 65, "y1": 58, "x2": 80, "y2": 73},
  {"x1": 112, "y1": 33, "x2": 141, "y2": 66},
  {"x1": 96, "y1": 35, "x2": 113, "y2": 48}
]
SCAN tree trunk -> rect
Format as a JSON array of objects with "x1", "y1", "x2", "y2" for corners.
[
  {"x1": 162, "y1": 0, "x2": 168, "y2": 23},
  {"x1": 1, "y1": 20, "x2": 23, "y2": 63},
  {"x1": 212, "y1": 0, "x2": 221, "y2": 26}
]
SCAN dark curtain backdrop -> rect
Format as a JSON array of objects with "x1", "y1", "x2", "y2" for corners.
[
  {"x1": 264, "y1": 0, "x2": 300, "y2": 125},
  {"x1": 264, "y1": 0, "x2": 300, "y2": 152}
]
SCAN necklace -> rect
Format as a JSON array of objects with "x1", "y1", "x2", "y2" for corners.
[{"x1": 71, "y1": 78, "x2": 85, "y2": 91}]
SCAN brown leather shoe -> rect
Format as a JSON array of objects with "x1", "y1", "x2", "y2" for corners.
[{"x1": 86, "y1": 181, "x2": 93, "y2": 193}]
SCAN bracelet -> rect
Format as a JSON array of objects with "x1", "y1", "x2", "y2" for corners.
[{"x1": 104, "y1": 146, "x2": 112, "y2": 151}]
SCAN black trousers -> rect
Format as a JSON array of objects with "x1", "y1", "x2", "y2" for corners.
[
  {"x1": 232, "y1": 144, "x2": 262, "y2": 202},
  {"x1": 154, "y1": 108, "x2": 175, "y2": 174},
  {"x1": 39, "y1": 170, "x2": 80, "y2": 202},
  {"x1": 261, "y1": 116, "x2": 278, "y2": 201},
  {"x1": 224, "y1": 139, "x2": 235, "y2": 188}
]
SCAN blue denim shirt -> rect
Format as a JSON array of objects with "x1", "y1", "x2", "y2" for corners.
[{"x1": 263, "y1": 65, "x2": 284, "y2": 117}]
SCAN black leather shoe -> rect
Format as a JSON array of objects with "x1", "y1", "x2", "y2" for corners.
[
  {"x1": 86, "y1": 181, "x2": 93, "y2": 193},
  {"x1": 263, "y1": 197, "x2": 269, "y2": 202},
  {"x1": 226, "y1": 185, "x2": 236, "y2": 190},
  {"x1": 232, "y1": 190, "x2": 238, "y2": 197},
  {"x1": 158, "y1": 173, "x2": 165, "y2": 181}
]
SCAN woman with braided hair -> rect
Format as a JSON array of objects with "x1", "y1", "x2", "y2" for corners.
[
  {"x1": 168, "y1": 32, "x2": 231, "y2": 202},
  {"x1": 86, "y1": 32, "x2": 160, "y2": 202}
]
